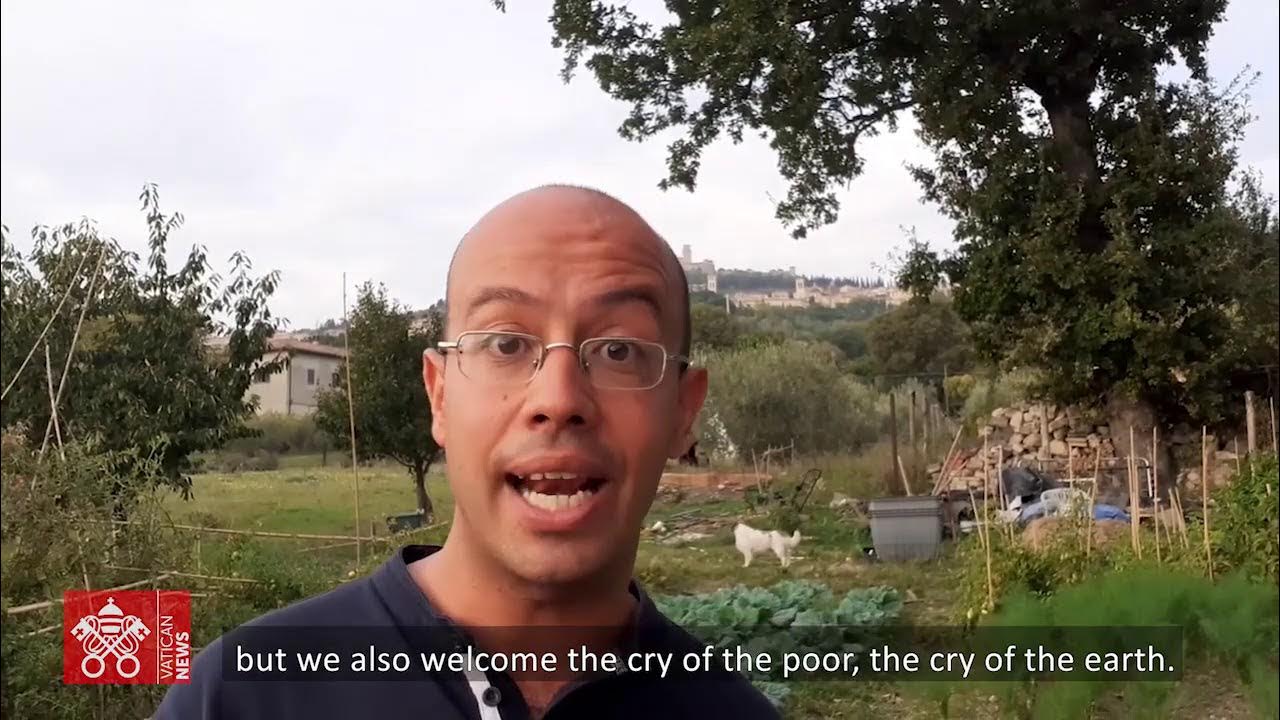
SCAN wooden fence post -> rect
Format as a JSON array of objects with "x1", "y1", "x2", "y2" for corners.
[{"x1": 889, "y1": 393, "x2": 900, "y2": 493}]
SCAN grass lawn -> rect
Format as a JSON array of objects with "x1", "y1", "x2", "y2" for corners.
[{"x1": 161, "y1": 466, "x2": 1262, "y2": 720}]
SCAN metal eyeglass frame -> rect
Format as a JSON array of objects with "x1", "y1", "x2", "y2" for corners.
[{"x1": 434, "y1": 330, "x2": 690, "y2": 390}]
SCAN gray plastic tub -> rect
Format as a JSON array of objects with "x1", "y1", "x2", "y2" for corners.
[{"x1": 868, "y1": 496, "x2": 944, "y2": 561}]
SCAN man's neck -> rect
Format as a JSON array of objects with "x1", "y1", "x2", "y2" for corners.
[
  {"x1": 408, "y1": 528, "x2": 639, "y2": 717},
  {"x1": 408, "y1": 529, "x2": 637, "y2": 629}
]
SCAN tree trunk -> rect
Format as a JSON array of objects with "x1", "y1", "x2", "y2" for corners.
[
  {"x1": 413, "y1": 461, "x2": 434, "y2": 521},
  {"x1": 1040, "y1": 90, "x2": 1109, "y2": 254}
]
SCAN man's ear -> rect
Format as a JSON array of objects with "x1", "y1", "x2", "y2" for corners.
[
  {"x1": 423, "y1": 349, "x2": 447, "y2": 448},
  {"x1": 668, "y1": 366, "x2": 709, "y2": 459}
]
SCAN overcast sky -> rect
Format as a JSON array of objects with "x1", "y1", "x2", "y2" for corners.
[{"x1": 3, "y1": 1, "x2": 1277, "y2": 330}]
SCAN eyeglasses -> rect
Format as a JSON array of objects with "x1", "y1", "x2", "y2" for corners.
[{"x1": 435, "y1": 331, "x2": 689, "y2": 390}]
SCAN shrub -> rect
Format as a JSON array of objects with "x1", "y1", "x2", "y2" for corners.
[
  {"x1": 224, "y1": 413, "x2": 330, "y2": 456},
  {"x1": 1211, "y1": 452, "x2": 1278, "y2": 582},
  {"x1": 941, "y1": 567, "x2": 1280, "y2": 720},
  {"x1": 200, "y1": 449, "x2": 281, "y2": 473},
  {"x1": 698, "y1": 340, "x2": 882, "y2": 458},
  {"x1": 1, "y1": 433, "x2": 340, "y2": 720},
  {"x1": 959, "y1": 369, "x2": 1041, "y2": 428}
]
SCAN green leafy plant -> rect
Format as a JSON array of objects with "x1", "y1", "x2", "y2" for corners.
[
  {"x1": 1211, "y1": 452, "x2": 1278, "y2": 582},
  {"x1": 654, "y1": 580, "x2": 902, "y2": 707}
]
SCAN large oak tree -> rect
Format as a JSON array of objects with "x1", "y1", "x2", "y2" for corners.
[{"x1": 526, "y1": 0, "x2": 1278, "y2": 425}]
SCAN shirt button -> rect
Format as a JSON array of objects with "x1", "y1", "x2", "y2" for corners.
[{"x1": 482, "y1": 686, "x2": 502, "y2": 707}]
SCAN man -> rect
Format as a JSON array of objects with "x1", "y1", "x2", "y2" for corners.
[{"x1": 155, "y1": 185, "x2": 781, "y2": 719}]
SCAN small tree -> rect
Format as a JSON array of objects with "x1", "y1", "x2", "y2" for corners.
[
  {"x1": 699, "y1": 340, "x2": 882, "y2": 457},
  {"x1": 0, "y1": 185, "x2": 282, "y2": 508},
  {"x1": 315, "y1": 283, "x2": 441, "y2": 518},
  {"x1": 864, "y1": 301, "x2": 975, "y2": 380}
]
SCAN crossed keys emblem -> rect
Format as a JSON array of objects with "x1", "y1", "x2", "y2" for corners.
[{"x1": 70, "y1": 597, "x2": 151, "y2": 679}]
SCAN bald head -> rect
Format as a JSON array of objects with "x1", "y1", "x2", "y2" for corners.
[{"x1": 444, "y1": 185, "x2": 691, "y2": 357}]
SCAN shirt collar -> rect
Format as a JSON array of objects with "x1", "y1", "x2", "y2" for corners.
[{"x1": 372, "y1": 544, "x2": 681, "y2": 655}]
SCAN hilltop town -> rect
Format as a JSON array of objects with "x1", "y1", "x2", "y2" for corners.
[
  {"x1": 282, "y1": 246, "x2": 909, "y2": 342},
  {"x1": 676, "y1": 244, "x2": 909, "y2": 309}
]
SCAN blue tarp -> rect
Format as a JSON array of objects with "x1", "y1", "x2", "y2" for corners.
[{"x1": 1017, "y1": 501, "x2": 1130, "y2": 524}]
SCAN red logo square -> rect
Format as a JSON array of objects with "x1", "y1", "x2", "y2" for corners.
[{"x1": 62, "y1": 589, "x2": 192, "y2": 685}]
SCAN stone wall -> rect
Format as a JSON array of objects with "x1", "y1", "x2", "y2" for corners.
[{"x1": 931, "y1": 401, "x2": 1245, "y2": 505}]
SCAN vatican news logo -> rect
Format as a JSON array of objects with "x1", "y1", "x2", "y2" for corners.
[{"x1": 62, "y1": 590, "x2": 192, "y2": 685}]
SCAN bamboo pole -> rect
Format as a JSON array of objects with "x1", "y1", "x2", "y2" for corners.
[
  {"x1": 39, "y1": 240, "x2": 108, "y2": 460},
  {"x1": 104, "y1": 566, "x2": 262, "y2": 584},
  {"x1": 81, "y1": 519, "x2": 384, "y2": 543},
  {"x1": 6, "y1": 574, "x2": 174, "y2": 616},
  {"x1": 0, "y1": 246, "x2": 93, "y2": 402},
  {"x1": 300, "y1": 540, "x2": 359, "y2": 554},
  {"x1": 1202, "y1": 427, "x2": 1213, "y2": 580},
  {"x1": 41, "y1": 344, "x2": 65, "y2": 460},
  {"x1": 342, "y1": 272, "x2": 362, "y2": 566}
]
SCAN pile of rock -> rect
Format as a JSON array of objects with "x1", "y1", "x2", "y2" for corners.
[
  {"x1": 931, "y1": 401, "x2": 1249, "y2": 498},
  {"x1": 934, "y1": 403, "x2": 1116, "y2": 493}
]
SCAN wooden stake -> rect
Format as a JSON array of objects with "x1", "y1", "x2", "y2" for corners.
[
  {"x1": 923, "y1": 397, "x2": 931, "y2": 459},
  {"x1": 1172, "y1": 488, "x2": 1189, "y2": 548},
  {"x1": 1129, "y1": 427, "x2": 1141, "y2": 558},
  {"x1": 968, "y1": 485, "x2": 994, "y2": 611},
  {"x1": 932, "y1": 426, "x2": 966, "y2": 495},
  {"x1": 897, "y1": 455, "x2": 914, "y2": 496},
  {"x1": 342, "y1": 272, "x2": 362, "y2": 566},
  {"x1": 1234, "y1": 438, "x2": 1242, "y2": 478},
  {"x1": 1039, "y1": 404, "x2": 1050, "y2": 462},
  {"x1": 1153, "y1": 425, "x2": 1163, "y2": 563},
  {"x1": 982, "y1": 435, "x2": 989, "y2": 494},
  {"x1": 1202, "y1": 426, "x2": 1213, "y2": 580},
  {"x1": 889, "y1": 393, "x2": 900, "y2": 492},
  {"x1": 1086, "y1": 447, "x2": 1100, "y2": 557},
  {"x1": 981, "y1": 485, "x2": 994, "y2": 610},
  {"x1": 1245, "y1": 391, "x2": 1257, "y2": 455},
  {"x1": 997, "y1": 445, "x2": 1006, "y2": 511},
  {"x1": 1152, "y1": 424, "x2": 1159, "y2": 497},
  {"x1": 908, "y1": 390, "x2": 917, "y2": 453},
  {"x1": 1269, "y1": 396, "x2": 1277, "y2": 453}
]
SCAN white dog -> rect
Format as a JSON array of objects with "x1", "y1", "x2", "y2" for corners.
[{"x1": 734, "y1": 523, "x2": 802, "y2": 568}]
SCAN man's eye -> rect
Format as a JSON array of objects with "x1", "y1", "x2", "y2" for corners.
[
  {"x1": 495, "y1": 336, "x2": 525, "y2": 356},
  {"x1": 475, "y1": 334, "x2": 532, "y2": 358},
  {"x1": 603, "y1": 341, "x2": 633, "y2": 362}
]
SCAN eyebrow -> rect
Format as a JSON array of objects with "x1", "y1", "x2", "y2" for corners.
[
  {"x1": 594, "y1": 286, "x2": 665, "y2": 322},
  {"x1": 464, "y1": 286, "x2": 541, "y2": 319},
  {"x1": 463, "y1": 284, "x2": 667, "y2": 328}
]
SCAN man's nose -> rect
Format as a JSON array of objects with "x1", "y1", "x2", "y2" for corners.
[{"x1": 524, "y1": 343, "x2": 598, "y2": 430}]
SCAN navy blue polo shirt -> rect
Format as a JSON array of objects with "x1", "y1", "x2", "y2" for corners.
[{"x1": 154, "y1": 545, "x2": 781, "y2": 719}]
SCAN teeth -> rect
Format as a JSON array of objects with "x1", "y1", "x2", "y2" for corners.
[
  {"x1": 519, "y1": 487, "x2": 596, "y2": 512},
  {"x1": 524, "y1": 468, "x2": 581, "y2": 479}
]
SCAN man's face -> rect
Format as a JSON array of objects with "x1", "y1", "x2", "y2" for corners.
[{"x1": 424, "y1": 190, "x2": 707, "y2": 588}]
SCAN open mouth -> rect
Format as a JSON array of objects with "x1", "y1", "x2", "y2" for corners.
[{"x1": 505, "y1": 472, "x2": 607, "y2": 512}]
